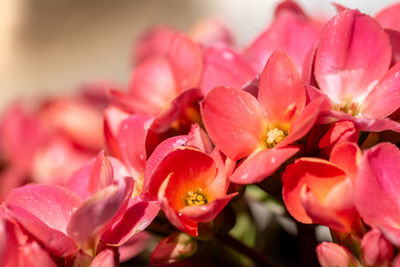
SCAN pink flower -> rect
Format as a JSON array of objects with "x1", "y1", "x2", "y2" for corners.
[
  {"x1": 316, "y1": 242, "x2": 361, "y2": 267},
  {"x1": 355, "y1": 142, "x2": 400, "y2": 247},
  {"x1": 146, "y1": 145, "x2": 236, "y2": 237},
  {"x1": 151, "y1": 232, "x2": 198, "y2": 264},
  {"x1": 111, "y1": 33, "x2": 203, "y2": 133},
  {"x1": 201, "y1": 51, "x2": 324, "y2": 184},
  {"x1": 243, "y1": 0, "x2": 320, "y2": 73},
  {"x1": 361, "y1": 228, "x2": 393, "y2": 267},
  {"x1": 4, "y1": 151, "x2": 158, "y2": 260},
  {"x1": 312, "y1": 9, "x2": 400, "y2": 132},
  {"x1": 282, "y1": 142, "x2": 362, "y2": 233}
]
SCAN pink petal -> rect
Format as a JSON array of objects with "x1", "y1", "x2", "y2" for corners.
[
  {"x1": 128, "y1": 56, "x2": 176, "y2": 115},
  {"x1": 168, "y1": 33, "x2": 203, "y2": 92},
  {"x1": 103, "y1": 106, "x2": 130, "y2": 159},
  {"x1": 150, "y1": 88, "x2": 202, "y2": 133},
  {"x1": 361, "y1": 228, "x2": 394, "y2": 266},
  {"x1": 186, "y1": 124, "x2": 213, "y2": 154},
  {"x1": 0, "y1": 167, "x2": 27, "y2": 202},
  {"x1": 134, "y1": 26, "x2": 176, "y2": 63},
  {"x1": 362, "y1": 61, "x2": 400, "y2": 119},
  {"x1": 0, "y1": 103, "x2": 44, "y2": 171},
  {"x1": 67, "y1": 160, "x2": 94, "y2": 199},
  {"x1": 274, "y1": 0, "x2": 307, "y2": 18},
  {"x1": 101, "y1": 199, "x2": 159, "y2": 246},
  {"x1": 19, "y1": 241, "x2": 57, "y2": 267},
  {"x1": 119, "y1": 231, "x2": 151, "y2": 262},
  {"x1": 258, "y1": 51, "x2": 306, "y2": 122},
  {"x1": 200, "y1": 44, "x2": 256, "y2": 94},
  {"x1": 315, "y1": 9, "x2": 391, "y2": 103},
  {"x1": 302, "y1": 43, "x2": 318, "y2": 86},
  {"x1": 375, "y1": 3, "x2": 400, "y2": 31},
  {"x1": 355, "y1": 143, "x2": 400, "y2": 246},
  {"x1": 317, "y1": 242, "x2": 361, "y2": 267},
  {"x1": 0, "y1": 218, "x2": 19, "y2": 266},
  {"x1": 150, "y1": 232, "x2": 197, "y2": 264},
  {"x1": 329, "y1": 142, "x2": 361, "y2": 178},
  {"x1": 31, "y1": 136, "x2": 93, "y2": 185},
  {"x1": 6, "y1": 205, "x2": 78, "y2": 257},
  {"x1": 282, "y1": 158, "x2": 346, "y2": 224},
  {"x1": 188, "y1": 17, "x2": 233, "y2": 46},
  {"x1": 88, "y1": 151, "x2": 114, "y2": 197},
  {"x1": 303, "y1": 178, "x2": 360, "y2": 232},
  {"x1": 160, "y1": 196, "x2": 198, "y2": 237},
  {"x1": 322, "y1": 109, "x2": 400, "y2": 132},
  {"x1": 318, "y1": 121, "x2": 358, "y2": 151},
  {"x1": 230, "y1": 147, "x2": 299, "y2": 184},
  {"x1": 143, "y1": 135, "x2": 191, "y2": 195},
  {"x1": 39, "y1": 98, "x2": 103, "y2": 151},
  {"x1": 201, "y1": 86, "x2": 265, "y2": 160},
  {"x1": 385, "y1": 29, "x2": 400, "y2": 67},
  {"x1": 67, "y1": 178, "x2": 134, "y2": 249},
  {"x1": 90, "y1": 249, "x2": 118, "y2": 267},
  {"x1": 301, "y1": 186, "x2": 350, "y2": 232},
  {"x1": 117, "y1": 115, "x2": 153, "y2": 174},
  {"x1": 5, "y1": 184, "x2": 82, "y2": 233},
  {"x1": 244, "y1": 9, "x2": 319, "y2": 73},
  {"x1": 279, "y1": 97, "x2": 325, "y2": 147},
  {"x1": 179, "y1": 193, "x2": 237, "y2": 222}
]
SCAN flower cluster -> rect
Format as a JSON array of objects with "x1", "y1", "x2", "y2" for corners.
[{"x1": 2, "y1": 1, "x2": 400, "y2": 266}]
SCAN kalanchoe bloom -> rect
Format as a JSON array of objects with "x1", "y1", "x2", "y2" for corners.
[
  {"x1": 243, "y1": 0, "x2": 320, "y2": 73},
  {"x1": 361, "y1": 228, "x2": 394, "y2": 267},
  {"x1": 201, "y1": 51, "x2": 324, "y2": 184},
  {"x1": 283, "y1": 142, "x2": 362, "y2": 233},
  {"x1": 355, "y1": 142, "x2": 400, "y2": 247},
  {"x1": 313, "y1": 9, "x2": 400, "y2": 132},
  {"x1": 151, "y1": 232, "x2": 198, "y2": 264},
  {"x1": 134, "y1": 18, "x2": 233, "y2": 64},
  {"x1": 4, "y1": 151, "x2": 158, "y2": 263},
  {"x1": 147, "y1": 145, "x2": 237, "y2": 237},
  {"x1": 111, "y1": 32, "x2": 203, "y2": 133},
  {"x1": 114, "y1": 31, "x2": 255, "y2": 134},
  {"x1": 316, "y1": 242, "x2": 361, "y2": 267}
]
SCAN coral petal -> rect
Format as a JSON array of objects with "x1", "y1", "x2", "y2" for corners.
[
  {"x1": 259, "y1": 51, "x2": 306, "y2": 122},
  {"x1": 315, "y1": 9, "x2": 391, "y2": 102},
  {"x1": 201, "y1": 86, "x2": 265, "y2": 160},
  {"x1": 168, "y1": 33, "x2": 203, "y2": 92},
  {"x1": 230, "y1": 147, "x2": 299, "y2": 184}
]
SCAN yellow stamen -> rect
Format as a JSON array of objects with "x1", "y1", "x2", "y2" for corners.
[
  {"x1": 334, "y1": 95, "x2": 361, "y2": 116},
  {"x1": 185, "y1": 190, "x2": 208, "y2": 206},
  {"x1": 265, "y1": 128, "x2": 286, "y2": 148}
]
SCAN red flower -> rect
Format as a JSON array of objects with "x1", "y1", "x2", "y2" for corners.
[
  {"x1": 147, "y1": 146, "x2": 237, "y2": 236},
  {"x1": 201, "y1": 51, "x2": 324, "y2": 184}
]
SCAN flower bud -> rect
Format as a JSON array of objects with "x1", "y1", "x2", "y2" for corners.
[
  {"x1": 316, "y1": 242, "x2": 361, "y2": 267},
  {"x1": 361, "y1": 228, "x2": 393, "y2": 266},
  {"x1": 151, "y1": 232, "x2": 198, "y2": 264}
]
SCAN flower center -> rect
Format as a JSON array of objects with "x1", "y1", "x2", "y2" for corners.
[
  {"x1": 334, "y1": 96, "x2": 361, "y2": 116},
  {"x1": 265, "y1": 128, "x2": 286, "y2": 148},
  {"x1": 185, "y1": 190, "x2": 208, "y2": 207}
]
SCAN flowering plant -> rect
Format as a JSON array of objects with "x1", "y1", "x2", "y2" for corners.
[{"x1": 2, "y1": 1, "x2": 400, "y2": 266}]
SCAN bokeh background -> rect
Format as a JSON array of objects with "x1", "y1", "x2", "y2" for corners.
[{"x1": 0, "y1": 0, "x2": 398, "y2": 110}]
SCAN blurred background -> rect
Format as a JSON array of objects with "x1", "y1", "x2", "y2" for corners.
[{"x1": 0, "y1": 0, "x2": 399, "y2": 110}]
